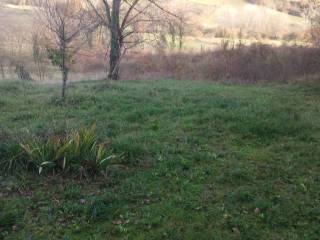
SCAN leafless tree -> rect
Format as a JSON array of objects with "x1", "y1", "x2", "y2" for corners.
[
  {"x1": 86, "y1": 0, "x2": 176, "y2": 80},
  {"x1": 34, "y1": 0, "x2": 94, "y2": 99},
  {"x1": 32, "y1": 33, "x2": 47, "y2": 81},
  {"x1": 165, "y1": 11, "x2": 188, "y2": 51}
]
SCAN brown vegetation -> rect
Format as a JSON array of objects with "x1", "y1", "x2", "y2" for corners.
[{"x1": 118, "y1": 44, "x2": 320, "y2": 83}]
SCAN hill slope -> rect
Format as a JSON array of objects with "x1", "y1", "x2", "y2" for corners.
[
  {"x1": 180, "y1": 0, "x2": 307, "y2": 37},
  {"x1": 0, "y1": 0, "x2": 309, "y2": 51}
]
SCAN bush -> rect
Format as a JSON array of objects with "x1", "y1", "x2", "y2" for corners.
[{"x1": 14, "y1": 64, "x2": 33, "y2": 81}]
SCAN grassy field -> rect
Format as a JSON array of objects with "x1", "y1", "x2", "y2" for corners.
[{"x1": 0, "y1": 80, "x2": 320, "y2": 239}]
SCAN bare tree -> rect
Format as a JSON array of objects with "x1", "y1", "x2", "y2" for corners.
[
  {"x1": 32, "y1": 33, "x2": 47, "y2": 81},
  {"x1": 86, "y1": 0, "x2": 176, "y2": 80},
  {"x1": 34, "y1": 0, "x2": 93, "y2": 99},
  {"x1": 165, "y1": 11, "x2": 188, "y2": 51},
  {"x1": 177, "y1": 16, "x2": 186, "y2": 51}
]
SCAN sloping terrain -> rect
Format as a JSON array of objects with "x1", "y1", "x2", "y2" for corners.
[
  {"x1": 0, "y1": 0, "x2": 309, "y2": 51},
  {"x1": 245, "y1": 0, "x2": 308, "y2": 16},
  {"x1": 0, "y1": 2, "x2": 33, "y2": 28},
  {"x1": 0, "y1": 2, "x2": 33, "y2": 44},
  {"x1": 182, "y1": 0, "x2": 307, "y2": 37}
]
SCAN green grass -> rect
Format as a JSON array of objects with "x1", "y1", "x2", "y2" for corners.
[{"x1": 0, "y1": 79, "x2": 320, "y2": 239}]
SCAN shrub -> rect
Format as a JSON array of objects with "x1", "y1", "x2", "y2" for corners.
[{"x1": 14, "y1": 64, "x2": 33, "y2": 81}]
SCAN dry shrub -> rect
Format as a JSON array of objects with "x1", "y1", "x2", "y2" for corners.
[
  {"x1": 3, "y1": 37, "x2": 319, "y2": 84},
  {"x1": 119, "y1": 44, "x2": 320, "y2": 83},
  {"x1": 73, "y1": 47, "x2": 107, "y2": 74}
]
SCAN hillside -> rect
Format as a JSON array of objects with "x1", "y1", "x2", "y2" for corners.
[
  {"x1": 245, "y1": 0, "x2": 309, "y2": 16},
  {"x1": 182, "y1": 0, "x2": 307, "y2": 37},
  {"x1": 0, "y1": 2, "x2": 32, "y2": 29},
  {"x1": 0, "y1": 0, "x2": 309, "y2": 51}
]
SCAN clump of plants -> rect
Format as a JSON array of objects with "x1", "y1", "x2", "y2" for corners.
[{"x1": 1, "y1": 126, "x2": 116, "y2": 178}]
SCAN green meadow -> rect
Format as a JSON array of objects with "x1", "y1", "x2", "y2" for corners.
[{"x1": 0, "y1": 80, "x2": 319, "y2": 239}]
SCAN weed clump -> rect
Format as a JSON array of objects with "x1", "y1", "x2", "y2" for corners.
[{"x1": 0, "y1": 126, "x2": 116, "y2": 178}]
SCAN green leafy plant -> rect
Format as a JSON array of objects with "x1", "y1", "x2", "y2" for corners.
[
  {"x1": 46, "y1": 47, "x2": 65, "y2": 68},
  {"x1": 20, "y1": 140, "x2": 62, "y2": 174},
  {"x1": 18, "y1": 126, "x2": 116, "y2": 177},
  {"x1": 62, "y1": 126, "x2": 115, "y2": 176}
]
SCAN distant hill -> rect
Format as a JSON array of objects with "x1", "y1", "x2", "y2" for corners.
[
  {"x1": 245, "y1": 0, "x2": 308, "y2": 17},
  {"x1": 1, "y1": 0, "x2": 33, "y2": 5},
  {"x1": 0, "y1": 0, "x2": 310, "y2": 51},
  {"x1": 0, "y1": 2, "x2": 33, "y2": 29},
  {"x1": 179, "y1": 0, "x2": 308, "y2": 39}
]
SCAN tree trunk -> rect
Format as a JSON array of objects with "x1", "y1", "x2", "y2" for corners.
[
  {"x1": 179, "y1": 27, "x2": 183, "y2": 50},
  {"x1": 61, "y1": 68, "x2": 68, "y2": 99},
  {"x1": 59, "y1": 20, "x2": 69, "y2": 100},
  {"x1": 0, "y1": 63, "x2": 5, "y2": 80},
  {"x1": 61, "y1": 52, "x2": 68, "y2": 99},
  {"x1": 60, "y1": 26, "x2": 68, "y2": 99},
  {"x1": 108, "y1": 0, "x2": 121, "y2": 81}
]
